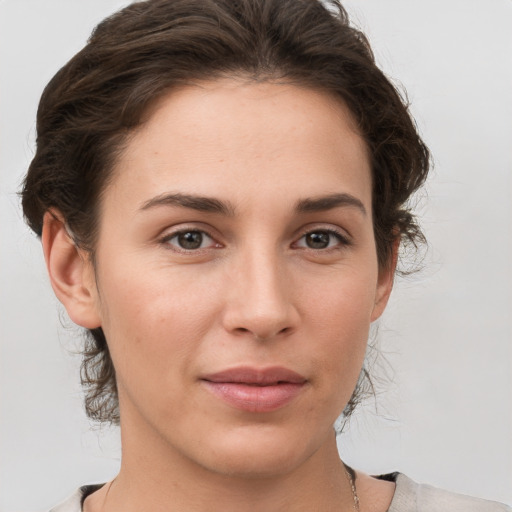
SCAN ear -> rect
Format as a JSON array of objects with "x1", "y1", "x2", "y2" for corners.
[
  {"x1": 370, "y1": 237, "x2": 399, "y2": 322},
  {"x1": 42, "y1": 210, "x2": 102, "y2": 329}
]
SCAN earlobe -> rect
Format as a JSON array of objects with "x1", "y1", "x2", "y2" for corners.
[
  {"x1": 370, "y1": 238, "x2": 400, "y2": 322},
  {"x1": 42, "y1": 210, "x2": 102, "y2": 329}
]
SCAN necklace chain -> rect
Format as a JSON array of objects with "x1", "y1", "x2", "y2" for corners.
[{"x1": 344, "y1": 465, "x2": 360, "y2": 511}]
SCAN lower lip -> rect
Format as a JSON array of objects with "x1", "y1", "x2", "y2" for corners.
[{"x1": 202, "y1": 381, "x2": 305, "y2": 412}]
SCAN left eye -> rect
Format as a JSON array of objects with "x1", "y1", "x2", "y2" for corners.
[
  {"x1": 164, "y1": 230, "x2": 216, "y2": 251},
  {"x1": 296, "y1": 230, "x2": 347, "y2": 250}
]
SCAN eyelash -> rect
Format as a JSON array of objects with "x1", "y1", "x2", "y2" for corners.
[
  {"x1": 159, "y1": 228, "x2": 219, "y2": 253},
  {"x1": 159, "y1": 227, "x2": 352, "y2": 253},
  {"x1": 294, "y1": 228, "x2": 352, "y2": 251}
]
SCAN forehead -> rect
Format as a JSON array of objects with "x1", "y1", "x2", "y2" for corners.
[{"x1": 105, "y1": 79, "x2": 372, "y2": 216}]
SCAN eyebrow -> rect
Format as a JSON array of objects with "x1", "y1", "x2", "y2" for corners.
[
  {"x1": 140, "y1": 192, "x2": 236, "y2": 216},
  {"x1": 296, "y1": 193, "x2": 367, "y2": 216},
  {"x1": 139, "y1": 191, "x2": 366, "y2": 217}
]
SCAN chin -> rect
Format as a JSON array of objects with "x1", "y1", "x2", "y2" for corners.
[{"x1": 195, "y1": 423, "x2": 328, "y2": 479}]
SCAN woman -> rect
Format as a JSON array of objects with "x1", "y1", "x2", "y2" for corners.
[{"x1": 17, "y1": 0, "x2": 511, "y2": 511}]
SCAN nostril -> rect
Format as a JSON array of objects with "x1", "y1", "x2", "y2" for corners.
[{"x1": 233, "y1": 325, "x2": 292, "y2": 341}]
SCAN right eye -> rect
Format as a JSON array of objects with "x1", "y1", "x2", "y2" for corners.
[{"x1": 162, "y1": 230, "x2": 218, "y2": 251}]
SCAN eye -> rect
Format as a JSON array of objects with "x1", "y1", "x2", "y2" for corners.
[
  {"x1": 162, "y1": 230, "x2": 218, "y2": 251},
  {"x1": 295, "y1": 229, "x2": 349, "y2": 250}
]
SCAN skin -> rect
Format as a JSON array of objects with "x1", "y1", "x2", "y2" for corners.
[{"x1": 43, "y1": 80, "x2": 396, "y2": 511}]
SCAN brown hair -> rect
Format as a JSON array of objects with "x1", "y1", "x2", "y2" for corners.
[{"x1": 21, "y1": 0, "x2": 430, "y2": 424}]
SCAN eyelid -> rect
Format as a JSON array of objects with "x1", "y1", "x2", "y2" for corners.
[
  {"x1": 158, "y1": 225, "x2": 222, "y2": 252},
  {"x1": 293, "y1": 225, "x2": 352, "y2": 249},
  {"x1": 156, "y1": 222, "x2": 352, "y2": 252}
]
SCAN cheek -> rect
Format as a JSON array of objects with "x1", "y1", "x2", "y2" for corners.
[
  {"x1": 95, "y1": 261, "x2": 222, "y2": 388},
  {"x1": 302, "y1": 262, "x2": 378, "y2": 335},
  {"x1": 299, "y1": 266, "x2": 378, "y2": 390}
]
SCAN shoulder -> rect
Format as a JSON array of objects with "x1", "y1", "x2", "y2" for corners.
[
  {"x1": 387, "y1": 473, "x2": 512, "y2": 512},
  {"x1": 49, "y1": 484, "x2": 103, "y2": 512}
]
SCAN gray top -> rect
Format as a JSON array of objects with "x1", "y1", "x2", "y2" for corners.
[
  {"x1": 50, "y1": 473, "x2": 511, "y2": 511},
  {"x1": 389, "y1": 474, "x2": 511, "y2": 512}
]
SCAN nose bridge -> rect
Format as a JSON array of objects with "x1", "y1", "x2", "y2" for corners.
[{"x1": 224, "y1": 242, "x2": 297, "y2": 339}]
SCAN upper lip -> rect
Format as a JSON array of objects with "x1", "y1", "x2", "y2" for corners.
[{"x1": 201, "y1": 366, "x2": 307, "y2": 385}]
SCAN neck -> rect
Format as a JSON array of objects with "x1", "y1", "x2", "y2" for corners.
[{"x1": 106, "y1": 413, "x2": 356, "y2": 512}]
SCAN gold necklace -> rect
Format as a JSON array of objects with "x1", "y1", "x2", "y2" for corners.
[{"x1": 344, "y1": 465, "x2": 360, "y2": 511}]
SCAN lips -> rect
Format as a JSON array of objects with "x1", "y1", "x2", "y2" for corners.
[{"x1": 201, "y1": 366, "x2": 307, "y2": 413}]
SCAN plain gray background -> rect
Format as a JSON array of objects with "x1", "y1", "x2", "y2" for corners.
[{"x1": 1, "y1": 1, "x2": 511, "y2": 510}]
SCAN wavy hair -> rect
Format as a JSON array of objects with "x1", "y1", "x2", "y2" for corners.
[{"x1": 22, "y1": 0, "x2": 430, "y2": 423}]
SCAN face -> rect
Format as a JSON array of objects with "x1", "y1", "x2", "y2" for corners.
[{"x1": 83, "y1": 79, "x2": 393, "y2": 477}]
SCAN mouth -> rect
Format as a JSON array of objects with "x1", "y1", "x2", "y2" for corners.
[{"x1": 200, "y1": 366, "x2": 307, "y2": 413}]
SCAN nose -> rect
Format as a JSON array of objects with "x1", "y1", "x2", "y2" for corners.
[{"x1": 221, "y1": 249, "x2": 299, "y2": 341}]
